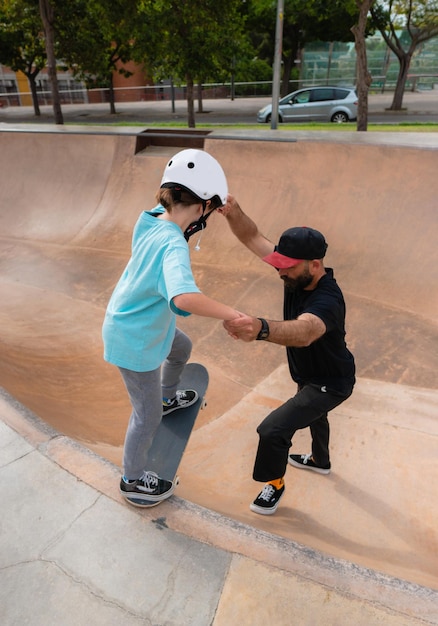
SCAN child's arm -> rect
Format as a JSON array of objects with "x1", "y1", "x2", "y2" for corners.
[{"x1": 172, "y1": 292, "x2": 240, "y2": 321}]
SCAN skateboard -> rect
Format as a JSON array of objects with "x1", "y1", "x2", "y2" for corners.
[{"x1": 126, "y1": 362, "x2": 209, "y2": 507}]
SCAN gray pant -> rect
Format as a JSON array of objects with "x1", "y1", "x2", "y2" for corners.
[{"x1": 118, "y1": 328, "x2": 192, "y2": 479}]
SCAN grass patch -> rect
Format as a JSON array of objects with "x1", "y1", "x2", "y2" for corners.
[{"x1": 69, "y1": 120, "x2": 438, "y2": 133}]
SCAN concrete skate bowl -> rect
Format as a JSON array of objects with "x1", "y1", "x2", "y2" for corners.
[{"x1": 1, "y1": 128, "x2": 437, "y2": 590}]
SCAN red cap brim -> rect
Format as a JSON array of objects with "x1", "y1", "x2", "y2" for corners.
[{"x1": 262, "y1": 251, "x2": 304, "y2": 269}]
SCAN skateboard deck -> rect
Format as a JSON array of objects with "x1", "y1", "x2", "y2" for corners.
[{"x1": 126, "y1": 362, "x2": 209, "y2": 507}]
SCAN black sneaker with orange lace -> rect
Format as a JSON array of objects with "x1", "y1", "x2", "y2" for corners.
[{"x1": 250, "y1": 482, "x2": 285, "y2": 515}]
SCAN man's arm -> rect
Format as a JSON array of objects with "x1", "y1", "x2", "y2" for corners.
[
  {"x1": 218, "y1": 195, "x2": 274, "y2": 259},
  {"x1": 224, "y1": 313, "x2": 326, "y2": 347}
]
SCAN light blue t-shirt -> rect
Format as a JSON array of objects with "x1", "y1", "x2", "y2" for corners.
[{"x1": 102, "y1": 207, "x2": 200, "y2": 371}]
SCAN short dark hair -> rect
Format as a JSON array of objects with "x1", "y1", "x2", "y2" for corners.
[{"x1": 156, "y1": 185, "x2": 201, "y2": 211}]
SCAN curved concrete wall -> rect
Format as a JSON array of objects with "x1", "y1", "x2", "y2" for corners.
[{"x1": 0, "y1": 129, "x2": 437, "y2": 446}]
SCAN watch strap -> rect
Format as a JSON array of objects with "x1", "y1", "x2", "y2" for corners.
[{"x1": 256, "y1": 318, "x2": 270, "y2": 340}]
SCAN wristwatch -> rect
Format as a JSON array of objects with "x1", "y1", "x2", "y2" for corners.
[{"x1": 256, "y1": 318, "x2": 270, "y2": 340}]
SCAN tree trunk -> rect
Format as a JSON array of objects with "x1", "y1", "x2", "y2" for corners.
[
  {"x1": 28, "y1": 72, "x2": 41, "y2": 116},
  {"x1": 197, "y1": 81, "x2": 203, "y2": 113},
  {"x1": 281, "y1": 25, "x2": 300, "y2": 97},
  {"x1": 351, "y1": 1, "x2": 374, "y2": 132},
  {"x1": 108, "y1": 74, "x2": 117, "y2": 114},
  {"x1": 281, "y1": 52, "x2": 294, "y2": 97},
  {"x1": 186, "y1": 75, "x2": 195, "y2": 128},
  {"x1": 39, "y1": 0, "x2": 63, "y2": 124},
  {"x1": 388, "y1": 52, "x2": 411, "y2": 110}
]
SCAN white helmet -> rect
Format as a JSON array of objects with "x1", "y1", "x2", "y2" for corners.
[{"x1": 160, "y1": 149, "x2": 228, "y2": 206}]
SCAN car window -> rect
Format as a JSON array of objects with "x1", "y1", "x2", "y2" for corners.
[
  {"x1": 292, "y1": 90, "x2": 311, "y2": 104},
  {"x1": 334, "y1": 88, "x2": 349, "y2": 100},
  {"x1": 310, "y1": 88, "x2": 335, "y2": 102}
]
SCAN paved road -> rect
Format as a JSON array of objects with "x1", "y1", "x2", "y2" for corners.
[{"x1": 1, "y1": 91, "x2": 438, "y2": 125}]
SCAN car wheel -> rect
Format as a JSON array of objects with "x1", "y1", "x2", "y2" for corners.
[
  {"x1": 331, "y1": 111, "x2": 349, "y2": 123},
  {"x1": 265, "y1": 113, "x2": 283, "y2": 123}
]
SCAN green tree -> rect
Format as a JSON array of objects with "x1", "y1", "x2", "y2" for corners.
[
  {"x1": 56, "y1": 0, "x2": 142, "y2": 114},
  {"x1": 371, "y1": 0, "x2": 438, "y2": 109},
  {"x1": 136, "y1": 0, "x2": 246, "y2": 128},
  {"x1": 247, "y1": 0, "x2": 361, "y2": 97},
  {"x1": 0, "y1": 0, "x2": 46, "y2": 115}
]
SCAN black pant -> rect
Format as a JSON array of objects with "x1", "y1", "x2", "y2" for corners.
[{"x1": 253, "y1": 383, "x2": 353, "y2": 482}]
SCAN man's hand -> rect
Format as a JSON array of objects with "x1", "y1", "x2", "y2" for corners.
[
  {"x1": 217, "y1": 194, "x2": 240, "y2": 218},
  {"x1": 224, "y1": 314, "x2": 261, "y2": 342}
]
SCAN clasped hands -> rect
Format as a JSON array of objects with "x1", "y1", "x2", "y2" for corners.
[{"x1": 224, "y1": 314, "x2": 261, "y2": 342}]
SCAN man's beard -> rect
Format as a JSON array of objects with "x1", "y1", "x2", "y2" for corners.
[{"x1": 281, "y1": 271, "x2": 313, "y2": 291}]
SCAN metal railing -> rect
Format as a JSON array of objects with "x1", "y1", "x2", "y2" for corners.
[{"x1": 1, "y1": 74, "x2": 437, "y2": 109}]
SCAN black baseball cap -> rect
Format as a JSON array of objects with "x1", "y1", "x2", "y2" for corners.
[{"x1": 263, "y1": 227, "x2": 328, "y2": 269}]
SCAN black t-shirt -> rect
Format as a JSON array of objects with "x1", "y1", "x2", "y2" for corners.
[{"x1": 283, "y1": 268, "x2": 355, "y2": 394}]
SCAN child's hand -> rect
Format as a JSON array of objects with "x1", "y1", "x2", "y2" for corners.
[{"x1": 224, "y1": 313, "x2": 259, "y2": 342}]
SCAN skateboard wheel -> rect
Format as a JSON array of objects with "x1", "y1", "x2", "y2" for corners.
[{"x1": 201, "y1": 398, "x2": 207, "y2": 409}]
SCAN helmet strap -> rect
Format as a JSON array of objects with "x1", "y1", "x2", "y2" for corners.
[{"x1": 183, "y1": 203, "x2": 215, "y2": 242}]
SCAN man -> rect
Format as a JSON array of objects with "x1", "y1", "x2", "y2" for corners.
[{"x1": 220, "y1": 196, "x2": 355, "y2": 515}]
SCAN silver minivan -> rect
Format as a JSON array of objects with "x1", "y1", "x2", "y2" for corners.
[{"x1": 257, "y1": 86, "x2": 358, "y2": 123}]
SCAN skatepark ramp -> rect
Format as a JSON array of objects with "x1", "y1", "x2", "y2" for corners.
[{"x1": 0, "y1": 127, "x2": 437, "y2": 592}]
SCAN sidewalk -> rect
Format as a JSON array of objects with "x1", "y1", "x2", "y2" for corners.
[
  {"x1": 1, "y1": 91, "x2": 437, "y2": 125},
  {"x1": 2, "y1": 389, "x2": 437, "y2": 626}
]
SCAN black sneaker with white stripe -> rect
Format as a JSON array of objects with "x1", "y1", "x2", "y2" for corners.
[
  {"x1": 162, "y1": 389, "x2": 198, "y2": 415},
  {"x1": 120, "y1": 471, "x2": 175, "y2": 505},
  {"x1": 288, "y1": 453, "x2": 331, "y2": 474}
]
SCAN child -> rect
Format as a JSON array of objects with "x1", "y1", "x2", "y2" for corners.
[{"x1": 102, "y1": 149, "x2": 241, "y2": 507}]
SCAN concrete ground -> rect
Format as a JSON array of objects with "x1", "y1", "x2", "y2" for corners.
[
  {"x1": 0, "y1": 106, "x2": 437, "y2": 624},
  {"x1": 2, "y1": 389, "x2": 437, "y2": 626}
]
